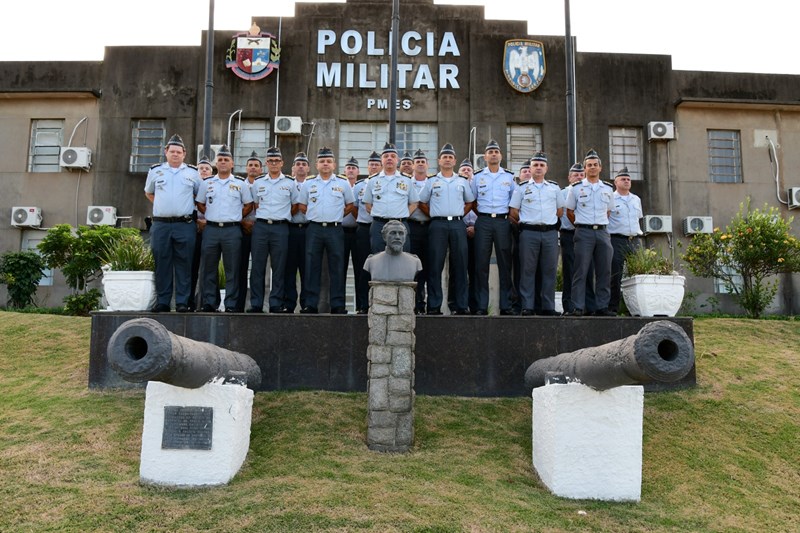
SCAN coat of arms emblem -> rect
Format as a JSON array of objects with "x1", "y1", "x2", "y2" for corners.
[
  {"x1": 503, "y1": 39, "x2": 546, "y2": 93},
  {"x1": 225, "y1": 23, "x2": 281, "y2": 81}
]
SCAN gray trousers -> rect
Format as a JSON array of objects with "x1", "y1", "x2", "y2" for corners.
[
  {"x1": 519, "y1": 228, "x2": 559, "y2": 311},
  {"x1": 150, "y1": 220, "x2": 196, "y2": 307},
  {"x1": 201, "y1": 225, "x2": 241, "y2": 310},
  {"x1": 571, "y1": 227, "x2": 612, "y2": 311},
  {"x1": 428, "y1": 219, "x2": 469, "y2": 311},
  {"x1": 249, "y1": 221, "x2": 289, "y2": 311},
  {"x1": 474, "y1": 215, "x2": 513, "y2": 312}
]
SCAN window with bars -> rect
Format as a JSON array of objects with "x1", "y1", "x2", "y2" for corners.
[
  {"x1": 608, "y1": 127, "x2": 643, "y2": 180},
  {"x1": 28, "y1": 119, "x2": 64, "y2": 172},
  {"x1": 129, "y1": 119, "x2": 166, "y2": 173},
  {"x1": 708, "y1": 129, "x2": 742, "y2": 183},
  {"x1": 339, "y1": 122, "x2": 439, "y2": 174},
  {"x1": 233, "y1": 120, "x2": 270, "y2": 172},
  {"x1": 714, "y1": 264, "x2": 743, "y2": 294},
  {"x1": 22, "y1": 233, "x2": 53, "y2": 286},
  {"x1": 505, "y1": 125, "x2": 543, "y2": 174}
]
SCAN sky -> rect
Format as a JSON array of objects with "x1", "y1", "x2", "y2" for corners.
[{"x1": 1, "y1": 0, "x2": 796, "y2": 75}]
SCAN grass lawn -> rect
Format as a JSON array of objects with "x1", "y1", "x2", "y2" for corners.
[{"x1": 0, "y1": 312, "x2": 798, "y2": 532}]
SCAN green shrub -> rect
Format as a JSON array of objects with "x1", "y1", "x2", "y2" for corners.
[
  {"x1": 624, "y1": 246, "x2": 675, "y2": 276},
  {"x1": 0, "y1": 251, "x2": 45, "y2": 308},
  {"x1": 63, "y1": 289, "x2": 102, "y2": 316},
  {"x1": 101, "y1": 234, "x2": 154, "y2": 271}
]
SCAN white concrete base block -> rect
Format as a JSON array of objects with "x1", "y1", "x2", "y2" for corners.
[
  {"x1": 140, "y1": 381, "x2": 254, "y2": 487},
  {"x1": 532, "y1": 383, "x2": 643, "y2": 501}
]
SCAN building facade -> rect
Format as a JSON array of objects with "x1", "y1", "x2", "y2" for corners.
[{"x1": 1, "y1": 0, "x2": 799, "y2": 313}]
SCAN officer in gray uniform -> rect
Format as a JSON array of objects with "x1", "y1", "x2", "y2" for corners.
[
  {"x1": 419, "y1": 143, "x2": 475, "y2": 315},
  {"x1": 144, "y1": 134, "x2": 201, "y2": 313},
  {"x1": 352, "y1": 155, "x2": 375, "y2": 313},
  {"x1": 559, "y1": 162, "x2": 597, "y2": 314},
  {"x1": 471, "y1": 139, "x2": 517, "y2": 315},
  {"x1": 234, "y1": 151, "x2": 262, "y2": 312},
  {"x1": 248, "y1": 146, "x2": 299, "y2": 313},
  {"x1": 607, "y1": 166, "x2": 643, "y2": 314},
  {"x1": 509, "y1": 152, "x2": 564, "y2": 315},
  {"x1": 363, "y1": 142, "x2": 419, "y2": 253},
  {"x1": 366, "y1": 150, "x2": 382, "y2": 177},
  {"x1": 196, "y1": 145, "x2": 254, "y2": 312},
  {"x1": 189, "y1": 157, "x2": 215, "y2": 311},
  {"x1": 399, "y1": 150, "x2": 414, "y2": 175},
  {"x1": 297, "y1": 147, "x2": 356, "y2": 314},
  {"x1": 564, "y1": 149, "x2": 615, "y2": 316},
  {"x1": 283, "y1": 152, "x2": 311, "y2": 312},
  {"x1": 448, "y1": 158, "x2": 479, "y2": 313},
  {"x1": 342, "y1": 156, "x2": 360, "y2": 298},
  {"x1": 408, "y1": 148, "x2": 431, "y2": 314}
]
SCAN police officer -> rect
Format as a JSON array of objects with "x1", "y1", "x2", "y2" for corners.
[
  {"x1": 196, "y1": 145, "x2": 254, "y2": 312},
  {"x1": 248, "y1": 146, "x2": 299, "y2": 313},
  {"x1": 283, "y1": 152, "x2": 311, "y2": 312},
  {"x1": 234, "y1": 151, "x2": 263, "y2": 312},
  {"x1": 420, "y1": 143, "x2": 475, "y2": 315},
  {"x1": 298, "y1": 147, "x2": 355, "y2": 314},
  {"x1": 408, "y1": 148, "x2": 431, "y2": 314},
  {"x1": 189, "y1": 157, "x2": 215, "y2": 311},
  {"x1": 144, "y1": 134, "x2": 201, "y2": 313},
  {"x1": 399, "y1": 151, "x2": 414, "y2": 175},
  {"x1": 607, "y1": 166, "x2": 643, "y2": 314},
  {"x1": 342, "y1": 156, "x2": 360, "y2": 300},
  {"x1": 366, "y1": 150, "x2": 382, "y2": 177},
  {"x1": 471, "y1": 139, "x2": 517, "y2": 315},
  {"x1": 448, "y1": 158, "x2": 479, "y2": 314},
  {"x1": 363, "y1": 142, "x2": 419, "y2": 253},
  {"x1": 559, "y1": 162, "x2": 597, "y2": 314},
  {"x1": 510, "y1": 160, "x2": 531, "y2": 314},
  {"x1": 352, "y1": 156, "x2": 375, "y2": 313},
  {"x1": 564, "y1": 149, "x2": 615, "y2": 316},
  {"x1": 509, "y1": 152, "x2": 564, "y2": 315}
]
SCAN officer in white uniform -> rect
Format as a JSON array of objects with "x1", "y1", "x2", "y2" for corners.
[
  {"x1": 607, "y1": 166, "x2": 643, "y2": 314},
  {"x1": 144, "y1": 134, "x2": 201, "y2": 313},
  {"x1": 352, "y1": 157, "x2": 375, "y2": 313},
  {"x1": 282, "y1": 152, "x2": 311, "y2": 312},
  {"x1": 408, "y1": 148, "x2": 431, "y2": 313}
]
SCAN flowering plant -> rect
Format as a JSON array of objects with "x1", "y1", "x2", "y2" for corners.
[
  {"x1": 624, "y1": 246, "x2": 675, "y2": 276},
  {"x1": 682, "y1": 200, "x2": 800, "y2": 318}
]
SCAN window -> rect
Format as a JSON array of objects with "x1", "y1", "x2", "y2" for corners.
[
  {"x1": 339, "y1": 122, "x2": 439, "y2": 173},
  {"x1": 28, "y1": 119, "x2": 64, "y2": 172},
  {"x1": 714, "y1": 264, "x2": 743, "y2": 294},
  {"x1": 608, "y1": 127, "x2": 643, "y2": 180},
  {"x1": 505, "y1": 125, "x2": 543, "y2": 174},
  {"x1": 130, "y1": 119, "x2": 166, "y2": 173},
  {"x1": 233, "y1": 120, "x2": 270, "y2": 171},
  {"x1": 708, "y1": 130, "x2": 742, "y2": 183},
  {"x1": 22, "y1": 233, "x2": 53, "y2": 287}
]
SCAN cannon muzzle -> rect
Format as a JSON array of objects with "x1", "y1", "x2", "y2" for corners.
[
  {"x1": 525, "y1": 320, "x2": 694, "y2": 391},
  {"x1": 108, "y1": 318, "x2": 261, "y2": 389}
]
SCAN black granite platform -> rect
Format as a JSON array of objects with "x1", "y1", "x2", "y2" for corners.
[{"x1": 89, "y1": 313, "x2": 695, "y2": 396}]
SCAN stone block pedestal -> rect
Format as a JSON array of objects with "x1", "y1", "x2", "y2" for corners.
[
  {"x1": 367, "y1": 282, "x2": 416, "y2": 452},
  {"x1": 532, "y1": 383, "x2": 643, "y2": 501}
]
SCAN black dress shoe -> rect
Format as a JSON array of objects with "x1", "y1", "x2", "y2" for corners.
[
  {"x1": 356, "y1": 308, "x2": 368, "y2": 314},
  {"x1": 300, "y1": 306, "x2": 318, "y2": 314},
  {"x1": 474, "y1": 309, "x2": 488, "y2": 316},
  {"x1": 150, "y1": 303, "x2": 171, "y2": 313},
  {"x1": 268, "y1": 306, "x2": 286, "y2": 313},
  {"x1": 594, "y1": 308, "x2": 617, "y2": 316},
  {"x1": 200, "y1": 304, "x2": 216, "y2": 312},
  {"x1": 224, "y1": 307, "x2": 237, "y2": 313},
  {"x1": 414, "y1": 307, "x2": 426, "y2": 315},
  {"x1": 539, "y1": 309, "x2": 561, "y2": 316},
  {"x1": 499, "y1": 309, "x2": 518, "y2": 316},
  {"x1": 564, "y1": 309, "x2": 584, "y2": 316},
  {"x1": 452, "y1": 309, "x2": 469, "y2": 315},
  {"x1": 521, "y1": 309, "x2": 535, "y2": 316},
  {"x1": 330, "y1": 307, "x2": 348, "y2": 314},
  {"x1": 247, "y1": 307, "x2": 264, "y2": 313},
  {"x1": 175, "y1": 304, "x2": 190, "y2": 313},
  {"x1": 426, "y1": 308, "x2": 443, "y2": 315}
]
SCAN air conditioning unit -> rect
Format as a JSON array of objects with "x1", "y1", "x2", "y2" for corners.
[
  {"x1": 274, "y1": 116, "x2": 303, "y2": 135},
  {"x1": 647, "y1": 121, "x2": 676, "y2": 141},
  {"x1": 11, "y1": 206, "x2": 42, "y2": 228},
  {"x1": 59, "y1": 146, "x2": 92, "y2": 170},
  {"x1": 87, "y1": 206, "x2": 117, "y2": 226},
  {"x1": 682, "y1": 216, "x2": 713, "y2": 235},
  {"x1": 197, "y1": 144, "x2": 224, "y2": 163},
  {"x1": 643, "y1": 215, "x2": 672, "y2": 234},
  {"x1": 788, "y1": 187, "x2": 800, "y2": 210}
]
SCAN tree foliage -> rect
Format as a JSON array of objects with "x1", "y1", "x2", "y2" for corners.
[
  {"x1": 0, "y1": 251, "x2": 45, "y2": 308},
  {"x1": 682, "y1": 200, "x2": 800, "y2": 318}
]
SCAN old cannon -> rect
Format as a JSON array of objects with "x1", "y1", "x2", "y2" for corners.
[
  {"x1": 107, "y1": 318, "x2": 261, "y2": 389},
  {"x1": 524, "y1": 320, "x2": 694, "y2": 391}
]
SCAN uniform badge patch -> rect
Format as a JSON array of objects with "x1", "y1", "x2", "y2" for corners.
[{"x1": 503, "y1": 39, "x2": 546, "y2": 94}]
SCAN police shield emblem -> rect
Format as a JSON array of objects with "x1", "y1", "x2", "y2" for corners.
[
  {"x1": 503, "y1": 40, "x2": 546, "y2": 93},
  {"x1": 225, "y1": 23, "x2": 281, "y2": 81}
]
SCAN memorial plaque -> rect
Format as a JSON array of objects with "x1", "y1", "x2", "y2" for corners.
[{"x1": 162, "y1": 406, "x2": 213, "y2": 450}]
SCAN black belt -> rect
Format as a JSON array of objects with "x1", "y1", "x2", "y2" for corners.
[
  {"x1": 357, "y1": 222, "x2": 371, "y2": 227},
  {"x1": 560, "y1": 229, "x2": 575, "y2": 233},
  {"x1": 290, "y1": 222, "x2": 307, "y2": 228},
  {"x1": 477, "y1": 212, "x2": 508, "y2": 219},
  {"x1": 575, "y1": 224, "x2": 607, "y2": 230},
  {"x1": 257, "y1": 218, "x2": 288, "y2": 225},
  {"x1": 310, "y1": 221, "x2": 341, "y2": 227},
  {"x1": 610, "y1": 233, "x2": 641, "y2": 240},
  {"x1": 206, "y1": 221, "x2": 240, "y2": 228},
  {"x1": 152, "y1": 215, "x2": 194, "y2": 223},
  {"x1": 431, "y1": 216, "x2": 463, "y2": 221},
  {"x1": 408, "y1": 219, "x2": 429, "y2": 225},
  {"x1": 373, "y1": 216, "x2": 408, "y2": 223},
  {"x1": 343, "y1": 226, "x2": 357, "y2": 233},
  {"x1": 520, "y1": 223, "x2": 558, "y2": 232}
]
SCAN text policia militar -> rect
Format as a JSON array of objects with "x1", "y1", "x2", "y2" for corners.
[{"x1": 316, "y1": 29, "x2": 461, "y2": 103}]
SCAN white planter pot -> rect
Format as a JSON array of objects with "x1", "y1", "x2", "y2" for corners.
[
  {"x1": 621, "y1": 275, "x2": 685, "y2": 317},
  {"x1": 102, "y1": 271, "x2": 157, "y2": 311}
]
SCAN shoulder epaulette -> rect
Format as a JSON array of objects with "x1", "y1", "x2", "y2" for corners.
[
  {"x1": 337, "y1": 173, "x2": 348, "y2": 180},
  {"x1": 400, "y1": 172, "x2": 413, "y2": 178},
  {"x1": 150, "y1": 162, "x2": 162, "y2": 169},
  {"x1": 602, "y1": 180, "x2": 614, "y2": 188},
  {"x1": 427, "y1": 173, "x2": 436, "y2": 179},
  {"x1": 186, "y1": 163, "x2": 198, "y2": 170},
  {"x1": 501, "y1": 167, "x2": 514, "y2": 174},
  {"x1": 547, "y1": 179, "x2": 559, "y2": 186},
  {"x1": 234, "y1": 175, "x2": 245, "y2": 181},
  {"x1": 474, "y1": 167, "x2": 486, "y2": 174},
  {"x1": 368, "y1": 172, "x2": 380, "y2": 179},
  {"x1": 356, "y1": 176, "x2": 368, "y2": 183},
  {"x1": 457, "y1": 173, "x2": 470, "y2": 180},
  {"x1": 285, "y1": 175, "x2": 295, "y2": 181},
  {"x1": 306, "y1": 175, "x2": 318, "y2": 180}
]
